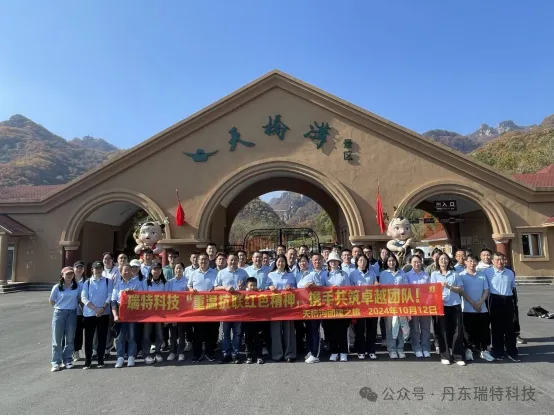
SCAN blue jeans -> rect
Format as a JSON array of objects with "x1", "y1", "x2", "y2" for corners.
[
  {"x1": 51, "y1": 309, "x2": 77, "y2": 366},
  {"x1": 222, "y1": 322, "x2": 242, "y2": 356},
  {"x1": 305, "y1": 320, "x2": 321, "y2": 357},
  {"x1": 116, "y1": 322, "x2": 137, "y2": 358}
]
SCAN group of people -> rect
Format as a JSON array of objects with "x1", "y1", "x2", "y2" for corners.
[{"x1": 49, "y1": 242, "x2": 524, "y2": 372}]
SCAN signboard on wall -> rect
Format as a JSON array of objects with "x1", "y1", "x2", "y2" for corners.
[{"x1": 434, "y1": 200, "x2": 457, "y2": 212}]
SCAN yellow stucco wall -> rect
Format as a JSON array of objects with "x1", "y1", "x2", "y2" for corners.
[{"x1": 3, "y1": 84, "x2": 554, "y2": 282}]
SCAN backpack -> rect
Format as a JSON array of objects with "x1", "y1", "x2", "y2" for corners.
[{"x1": 527, "y1": 305, "x2": 551, "y2": 318}]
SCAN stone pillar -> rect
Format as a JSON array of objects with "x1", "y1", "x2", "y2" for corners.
[
  {"x1": 494, "y1": 238, "x2": 510, "y2": 260},
  {"x1": 60, "y1": 241, "x2": 80, "y2": 267},
  {"x1": 0, "y1": 233, "x2": 9, "y2": 285}
]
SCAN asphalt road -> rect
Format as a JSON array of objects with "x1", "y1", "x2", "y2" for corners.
[{"x1": 1, "y1": 287, "x2": 553, "y2": 414}]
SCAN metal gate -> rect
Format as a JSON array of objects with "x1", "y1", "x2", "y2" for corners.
[{"x1": 236, "y1": 228, "x2": 320, "y2": 255}]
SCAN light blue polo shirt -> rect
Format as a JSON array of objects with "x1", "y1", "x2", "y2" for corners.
[
  {"x1": 484, "y1": 267, "x2": 515, "y2": 296},
  {"x1": 454, "y1": 264, "x2": 465, "y2": 273},
  {"x1": 112, "y1": 277, "x2": 144, "y2": 304},
  {"x1": 77, "y1": 279, "x2": 86, "y2": 315},
  {"x1": 144, "y1": 279, "x2": 166, "y2": 292},
  {"x1": 81, "y1": 277, "x2": 113, "y2": 317},
  {"x1": 50, "y1": 284, "x2": 80, "y2": 310},
  {"x1": 459, "y1": 270, "x2": 489, "y2": 313},
  {"x1": 188, "y1": 268, "x2": 217, "y2": 292},
  {"x1": 130, "y1": 275, "x2": 145, "y2": 290},
  {"x1": 141, "y1": 264, "x2": 153, "y2": 278},
  {"x1": 430, "y1": 270, "x2": 463, "y2": 306},
  {"x1": 184, "y1": 265, "x2": 199, "y2": 279},
  {"x1": 168, "y1": 276, "x2": 188, "y2": 292},
  {"x1": 406, "y1": 270, "x2": 430, "y2": 285},
  {"x1": 325, "y1": 269, "x2": 351, "y2": 287},
  {"x1": 215, "y1": 267, "x2": 249, "y2": 290},
  {"x1": 379, "y1": 270, "x2": 407, "y2": 286},
  {"x1": 372, "y1": 262, "x2": 381, "y2": 277},
  {"x1": 351, "y1": 268, "x2": 377, "y2": 286},
  {"x1": 245, "y1": 265, "x2": 271, "y2": 290},
  {"x1": 341, "y1": 263, "x2": 356, "y2": 278},
  {"x1": 304, "y1": 269, "x2": 328, "y2": 287},
  {"x1": 294, "y1": 269, "x2": 312, "y2": 286},
  {"x1": 267, "y1": 271, "x2": 297, "y2": 289}
]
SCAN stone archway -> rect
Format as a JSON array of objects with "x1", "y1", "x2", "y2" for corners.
[
  {"x1": 60, "y1": 188, "x2": 170, "y2": 247},
  {"x1": 395, "y1": 180, "x2": 513, "y2": 240},
  {"x1": 196, "y1": 159, "x2": 365, "y2": 243}
]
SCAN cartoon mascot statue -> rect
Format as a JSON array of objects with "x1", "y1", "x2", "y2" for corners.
[
  {"x1": 134, "y1": 219, "x2": 169, "y2": 261},
  {"x1": 386, "y1": 216, "x2": 417, "y2": 268}
]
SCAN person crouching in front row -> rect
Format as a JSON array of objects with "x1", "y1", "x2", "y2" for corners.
[{"x1": 243, "y1": 277, "x2": 265, "y2": 364}]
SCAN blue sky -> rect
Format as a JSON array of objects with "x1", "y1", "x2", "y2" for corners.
[{"x1": 1, "y1": 0, "x2": 553, "y2": 152}]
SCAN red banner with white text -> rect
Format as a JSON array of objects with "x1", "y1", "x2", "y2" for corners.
[{"x1": 119, "y1": 284, "x2": 444, "y2": 322}]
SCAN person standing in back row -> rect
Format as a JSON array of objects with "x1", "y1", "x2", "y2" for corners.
[
  {"x1": 81, "y1": 261, "x2": 113, "y2": 370},
  {"x1": 484, "y1": 252, "x2": 520, "y2": 362}
]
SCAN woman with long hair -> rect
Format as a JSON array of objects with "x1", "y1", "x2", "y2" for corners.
[
  {"x1": 267, "y1": 254, "x2": 297, "y2": 362},
  {"x1": 49, "y1": 266, "x2": 79, "y2": 372},
  {"x1": 129, "y1": 259, "x2": 146, "y2": 358},
  {"x1": 142, "y1": 263, "x2": 166, "y2": 364},
  {"x1": 430, "y1": 253, "x2": 466, "y2": 366},
  {"x1": 405, "y1": 255, "x2": 432, "y2": 358},
  {"x1": 72, "y1": 261, "x2": 87, "y2": 362},
  {"x1": 351, "y1": 255, "x2": 379, "y2": 360}
]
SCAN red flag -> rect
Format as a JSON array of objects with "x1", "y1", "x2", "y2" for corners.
[
  {"x1": 376, "y1": 183, "x2": 386, "y2": 234},
  {"x1": 175, "y1": 189, "x2": 185, "y2": 226}
]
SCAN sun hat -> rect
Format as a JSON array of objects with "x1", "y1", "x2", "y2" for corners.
[
  {"x1": 129, "y1": 259, "x2": 141, "y2": 267},
  {"x1": 61, "y1": 266, "x2": 74, "y2": 274},
  {"x1": 327, "y1": 252, "x2": 342, "y2": 264}
]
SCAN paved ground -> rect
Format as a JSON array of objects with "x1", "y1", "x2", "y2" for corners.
[{"x1": 0, "y1": 287, "x2": 553, "y2": 414}]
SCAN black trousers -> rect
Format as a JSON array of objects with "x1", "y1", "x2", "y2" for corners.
[
  {"x1": 354, "y1": 318, "x2": 378, "y2": 354},
  {"x1": 433, "y1": 305, "x2": 464, "y2": 361},
  {"x1": 489, "y1": 294, "x2": 518, "y2": 357},
  {"x1": 134, "y1": 323, "x2": 144, "y2": 353},
  {"x1": 323, "y1": 319, "x2": 349, "y2": 354},
  {"x1": 295, "y1": 320, "x2": 306, "y2": 354},
  {"x1": 83, "y1": 315, "x2": 109, "y2": 363},
  {"x1": 379, "y1": 317, "x2": 386, "y2": 341},
  {"x1": 191, "y1": 322, "x2": 219, "y2": 359},
  {"x1": 244, "y1": 321, "x2": 264, "y2": 359},
  {"x1": 513, "y1": 287, "x2": 521, "y2": 335},
  {"x1": 463, "y1": 312, "x2": 490, "y2": 351},
  {"x1": 170, "y1": 323, "x2": 190, "y2": 354},
  {"x1": 74, "y1": 315, "x2": 84, "y2": 352}
]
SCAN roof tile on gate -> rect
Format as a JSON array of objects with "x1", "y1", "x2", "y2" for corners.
[
  {"x1": 0, "y1": 185, "x2": 63, "y2": 201},
  {"x1": 0, "y1": 214, "x2": 35, "y2": 235}
]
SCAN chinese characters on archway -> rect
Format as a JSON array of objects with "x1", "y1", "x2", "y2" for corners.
[
  {"x1": 119, "y1": 284, "x2": 443, "y2": 323},
  {"x1": 183, "y1": 114, "x2": 356, "y2": 161}
]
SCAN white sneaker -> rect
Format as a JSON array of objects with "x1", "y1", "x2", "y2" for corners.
[
  {"x1": 145, "y1": 356, "x2": 155, "y2": 365},
  {"x1": 423, "y1": 351, "x2": 431, "y2": 358},
  {"x1": 155, "y1": 354, "x2": 163, "y2": 363},
  {"x1": 358, "y1": 353, "x2": 365, "y2": 359},
  {"x1": 72, "y1": 351, "x2": 80, "y2": 362},
  {"x1": 368, "y1": 353, "x2": 377, "y2": 360},
  {"x1": 329, "y1": 353, "x2": 338, "y2": 361},
  {"x1": 305, "y1": 355, "x2": 319, "y2": 364},
  {"x1": 262, "y1": 347, "x2": 269, "y2": 356},
  {"x1": 150, "y1": 345, "x2": 156, "y2": 354},
  {"x1": 398, "y1": 351, "x2": 406, "y2": 359},
  {"x1": 64, "y1": 362, "x2": 74, "y2": 369},
  {"x1": 465, "y1": 348, "x2": 474, "y2": 361},
  {"x1": 480, "y1": 350, "x2": 495, "y2": 362},
  {"x1": 167, "y1": 353, "x2": 176, "y2": 361},
  {"x1": 305, "y1": 352, "x2": 312, "y2": 360},
  {"x1": 178, "y1": 354, "x2": 185, "y2": 361},
  {"x1": 389, "y1": 352, "x2": 398, "y2": 359},
  {"x1": 441, "y1": 359, "x2": 451, "y2": 365},
  {"x1": 340, "y1": 353, "x2": 347, "y2": 362},
  {"x1": 127, "y1": 356, "x2": 135, "y2": 367},
  {"x1": 115, "y1": 357, "x2": 124, "y2": 368},
  {"x1": 456, "y1": 360, "x2": 466, "y2": 366},
  {"x1": 51, "y1": 364, "x2": 60, "y2": 372},
  {"x1": 436, "y1": 346, "x2": 440, "y2": 354},
  {"x1": 415, "y1": 351, "x2": 423, "y2": 358},
  {"x1": 185, "y1": 341, "x2": 193, "y2": 352}
]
